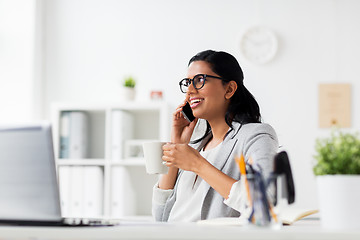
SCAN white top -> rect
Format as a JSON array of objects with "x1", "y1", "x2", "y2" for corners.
[
  {"x1": 167, "y1": 143, "x2": 222, "y2": 222},
  {"x1": 153, "y1": 122, "x2": 279, "y2": 222},
  {"x1": 152, "y1": 142, "x2": 249, "y2": 222}
]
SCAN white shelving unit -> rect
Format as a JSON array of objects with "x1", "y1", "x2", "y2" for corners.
[{"x1": 51, "y1": 101, "x2": 171, "y2": 218}]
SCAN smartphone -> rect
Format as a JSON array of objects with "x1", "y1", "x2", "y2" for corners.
[{"x1": 181, "y1": 102, "x2": 195, "y2": 122}]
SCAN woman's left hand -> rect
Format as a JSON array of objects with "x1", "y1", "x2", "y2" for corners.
[
  {"x1": 163, "y1": 143, "x2": 237, "y2": 199},
  {"x1": 162, "y1": 143, "x2": 208, "y2": 173}
]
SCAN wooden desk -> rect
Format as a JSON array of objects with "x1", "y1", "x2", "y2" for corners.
[{"x1": 0, "y1": 220, "x2": 359, "y2": 240}]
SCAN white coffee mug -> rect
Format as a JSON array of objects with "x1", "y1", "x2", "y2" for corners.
[{"x1": 143, "y1": 141, "x2": 168, "y2": 174}]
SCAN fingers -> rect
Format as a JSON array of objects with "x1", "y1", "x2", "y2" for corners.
[
  {"x1": 162, "y1": 149, "x2": 176, "y2": 167},
  {"x1": 177, "y1": 99, "x2": 188, "y2": 110},
  {"x1": 162, "y1": 143, "x2": 172, "y2": 162},
  {"x1": 162, "y1": 143, "x2": 178, "y2": 166},
  {"x1": 173, "y1": 107, "x2": 184, "y2": 121},
  {"x1": 173, "y1": 99, "x2": 188, "y2": 117},
  {"x1": 162, "y1": 155, "x2": 173, "y2": 166},
  {"x1": 188, "y1": 117, "x2": 198, "y2": 130},
  {"x1": 162, "y1": 142, "x2": 173, "y2": 151}
]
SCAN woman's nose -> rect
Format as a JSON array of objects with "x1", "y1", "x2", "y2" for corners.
[{"x1": 187, "y1": 81, "x2": 197, "y2": 94}]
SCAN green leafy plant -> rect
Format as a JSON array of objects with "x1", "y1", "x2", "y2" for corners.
[
  {"x1": 313, "y1": 130, "x2": 360, "y2": 175},
  {"x1": 123, "y1": 76, "x2": 136, "y2": 88}
]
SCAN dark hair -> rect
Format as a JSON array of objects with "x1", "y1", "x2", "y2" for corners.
[{"x1": 189, "y1": 50, "x2": 261, "y2": 143}]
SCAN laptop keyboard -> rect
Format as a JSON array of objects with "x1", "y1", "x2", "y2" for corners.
[{"x1": 63, "y1": 218, "x2": 118, "y2": 226}]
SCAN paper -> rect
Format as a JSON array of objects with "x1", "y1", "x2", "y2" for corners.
[
  {"x1": 318, "y1": 83, "x2": 351, "y2": 128},
  {"x1": 280, "y1": 208, "x2": 319, "y2": 225},
  {"x1": 196, "y1": 208, "x2": 319, "y2": 226}
]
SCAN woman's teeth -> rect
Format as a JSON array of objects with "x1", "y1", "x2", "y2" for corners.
[
  {"x1": 190, "y1": 98, "x2": 204, "y2": 108},
  {"x1": 190, "y1": 99, "x2": 203, "y2": 105}
]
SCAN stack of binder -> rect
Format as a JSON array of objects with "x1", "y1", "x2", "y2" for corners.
[
  {"x1": 110, "y1": 166, "x2": 136, "y2": 217},
  {"x1": 111, "y1": 110, "x2": 134, "y2": 160},
  {"x1": 58, "y1": 111, "x2": 104, "y2": 217},
  {"x1": 58, "y1": 166, "x2": 104, "y2": 218},
  {"x1": 59, "y1": 111, "x2": 89, "y2": 159}
]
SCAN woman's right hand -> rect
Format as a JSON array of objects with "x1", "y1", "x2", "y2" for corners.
[
  {"x1": 171, "y1": 100, "x2": 198, "y2": 144},
  {"x1": 159, "y1": 100, "x2": 198, "y2": 190}
]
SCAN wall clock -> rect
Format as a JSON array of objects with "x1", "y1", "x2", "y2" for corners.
[{"x1": 240, "y1": 26, "x2": 278, "y2": 64}]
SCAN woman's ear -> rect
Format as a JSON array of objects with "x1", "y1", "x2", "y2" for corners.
[{"x1": 225, "y1": 81, "x2": 237, "y2": 99}]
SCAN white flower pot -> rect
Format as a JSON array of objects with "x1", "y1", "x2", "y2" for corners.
[
  {"x1": 317, "y1": 175, "x2": 360, "y2": 230},
  {"x1": 120, "y1": 87, "x2": 135, "y2": 101}
]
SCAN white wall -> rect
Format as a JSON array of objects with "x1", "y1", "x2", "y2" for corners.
[
  {"x1": 43, "y1": 0, "x2": 360, "y2": 209},
  {"x1": 0, "y1": 0, "x2": 38, "y2": 123}
]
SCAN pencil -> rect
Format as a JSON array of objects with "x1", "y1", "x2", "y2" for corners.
[{"x1": 235, "y1": 155, "x2": 252, "y2": 207}]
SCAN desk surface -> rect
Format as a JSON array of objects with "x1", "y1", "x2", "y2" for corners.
[{"x1": 0, "y1": 219, "x2": 359, "y2": 240}]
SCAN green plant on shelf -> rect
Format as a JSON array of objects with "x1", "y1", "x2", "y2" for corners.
[
  {"x1": 123, "y1": 76, "x2": 136, "y2": 88},
  {"x1": 313, "y1": 130, "x2": 360, "y2": 175}
]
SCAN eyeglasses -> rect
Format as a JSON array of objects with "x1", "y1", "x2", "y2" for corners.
[{"x1": 179, "y1": 74, "x2": 227, "y2": 93}]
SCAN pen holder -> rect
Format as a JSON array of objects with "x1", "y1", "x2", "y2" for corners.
[
  {"x1": 241, "y1": 173, "x2": 280, "y2": 227},
  {"x1": 235, "y1": 151, "x2": 295, "y2": 226},
  {"x1": 240, "y1": 152, "x2": 295, "y2": 228}
]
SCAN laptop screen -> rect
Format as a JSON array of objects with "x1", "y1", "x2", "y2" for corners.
[{"x1": 0, "y1": 124, "x2": 62, "y2": 221}]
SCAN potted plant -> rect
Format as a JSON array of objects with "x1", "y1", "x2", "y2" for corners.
[
  {"x1": 313, "y1": 130, "x2": 360, "y2": 229},
  {"x1": 120, "y1": 76, "x2": 136, "y2": 101}
]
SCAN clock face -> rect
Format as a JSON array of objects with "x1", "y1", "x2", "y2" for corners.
[{"x1": 240, "y1": 26, "x2": 278, "y2": 64}]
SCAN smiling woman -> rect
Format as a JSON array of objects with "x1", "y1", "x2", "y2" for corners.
[{"x1": 152, "y1": 50, "x2": 279, "y2": 222}]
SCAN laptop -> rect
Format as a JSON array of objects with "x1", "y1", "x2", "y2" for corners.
[{"x1": 0, "y1": 123, "x2": 115, "y2": 226}]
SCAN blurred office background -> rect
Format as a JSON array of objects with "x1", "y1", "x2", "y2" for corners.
[{"x1": 1, "y1": 0, "x2": 360, "y2": 210}]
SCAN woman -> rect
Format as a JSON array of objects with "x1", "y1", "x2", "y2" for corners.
[{"x1": 152, "y1": 50, "x2": 278, "y2": 222}]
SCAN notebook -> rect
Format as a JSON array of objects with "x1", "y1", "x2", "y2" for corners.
[
  {"x1": 0, "y1": 123, "x2": 115, "y2": 226},
  {"x1": 197, "y1": 208, "x2": 319, "y2": 226}
]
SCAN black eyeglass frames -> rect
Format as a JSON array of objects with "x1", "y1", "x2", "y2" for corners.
[{"x1": 178, "y1": 74, "x2": 227, "y2": 93}]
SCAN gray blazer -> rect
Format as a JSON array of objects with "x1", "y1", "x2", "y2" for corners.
[{"x1": 153, "y1": 121, "x2": 278, "y2": 222}]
